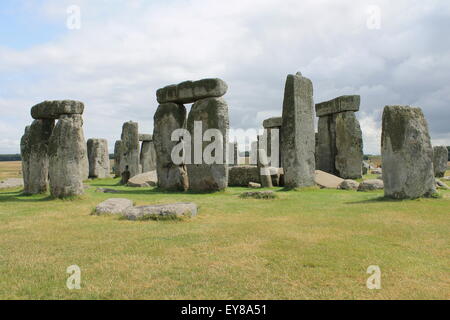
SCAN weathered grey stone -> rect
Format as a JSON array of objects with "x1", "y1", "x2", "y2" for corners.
[
  {"x1": 124, "y1": 202, "x2": 198, "y2": 220},
  {"x1": 435, "y1": 179, "x2": 449, "y2": 190},
  {"x1": 334, "y1": 112, "x2": 363, "y2": 179},
  {"x1": 0, "y1": 178, "x2": 24, "y2": 190},
  {"x1": 139, "y1": 134, "x2": 153, "y2": 142},
  {"x1": 315, "y1": 95, "x2": 360, "y2": 117},
  {"x1": 126, "y1": 171, "x2": 157, "y2": 187},
  {"x1": 263, "y1": 117, "x2": 282, "y2": 128},
  {"x1": 248, "y1": 182, "x2": 261, "y2": 188},
  {"x1": 87, "y1": 138, "x2": 110, "y2": 179},
  {"x1": 95, "y1": 198, "x2": 134, "y2": 215},
  {"x1": 140, "y1": 140, "x2": 157, "y2": 173},
  {"x1": 316, "y1": 115, "x2": 337, "y2": 175},
  {"x1": 31, "y1": 100, "x2": 84, "y2": 120},
  {"x1": 357, "y1": 179, "x2": 384, "y2": 192},
  {"x1": 258, "y1": 125, "x2": 281, "y2": 168},
  {"x1": 433, "y1": 146, "x2": 448, "y2": 178},
  {"x1": 240, "y1": 191, "x2": 276, "y2": 199},
  {"x1": 20, "y1": 126, "x2": 31, "y2": 194},
  {"x1": 157, "y1": 78, "x2": 228, "y2": 104},
  {"x1": 153, "y1": 103, "x2": 189, "y2": 191},
  {"x1": 338, "y1": 179, "x2": 360, "y2": 190},
  {"x1": 120, "y1": 121, "x2": 140, "y2": 183},
  {"x1": 48, "y1": 114, "x2": 87, "y2": 198},
  {"x1": 228, "y1": 166, "x2": 261, "y2": 187},
  {"x1": 442, "y1": 176, "x2": 450, "y2": 181},
  {"x1": 27, "y1": 119, "x2": 55, "y2": 194},
  {"x1": 113, "y1": 140, "x2": 123, "y2": 178},
  {"x1": 281, "y1": 73, "x2": 315, "y2": 188},
  {"x1": 315, "y1": 170, "x2": 344, "y2": 189},
  {"x1": 187, "y1": 97, "x2": 229, "y2": 192},
  {"x1": 381, "y1": 106, "x2": 436, "y2": 199}
]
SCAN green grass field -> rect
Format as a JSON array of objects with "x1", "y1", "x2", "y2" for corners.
[{"x1": 0, "y1": 162, "x2": 449, "y2": 300}]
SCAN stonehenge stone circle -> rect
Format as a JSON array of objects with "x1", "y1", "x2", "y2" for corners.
[
  {"x1": 120, "y1": 121, "x2": 140, "y2": 183},
  {"x1": 87, "y1": 138, "x2": 110, "y2": 179},
  {"x1": 20, "y1": 126, "x2": 31, "y2": 194},
  {"x1": 31, "y1": 100, "x2": 84, "y2": 119},
  {"x1": 153, "y1": 103, "x2": 189, "y2": 191},
  {"x1": 433, "y1": 146, "x2": 448, "y2": 178},
  {"x1": 228, "y1": 166, "x2": 261, "y2": 186},
  {"x1": 262, "y1": 117, "x2": 282, "y2": 168},
  {"x1": 27, "y1": 119, "x2": 55, "y2": 194},
  {"x1": 113, "y1": 140, "x2": 123, "y2": 178},
  {"x1": 157, "y1": 78, "x2": 228, "y2": 105},
  {"x1": 48, "y1": 114, "x2": 87, "y2": 198},
  {"x1": 187, "y1": 97, "x2": 229, "y2": 192},
  {"x1": 381, "y1": 106, "x2": 436, "y2": 199},
  {"x1": 315, "y1": 95, "x2": 363, "y2": 179},
  {"x1": 139, "y1": 134, "x2": 157, "y2": 173},
  {"x1": 281, "y1": 72, "x2": 316, "y2": 188},
  {"x1": 124, "y1": 202, "x2": 198, "y2": 220}
]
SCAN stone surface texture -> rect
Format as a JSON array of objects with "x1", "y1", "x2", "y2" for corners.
[
  {"x1": 124, "y1": 202, "x2": 198, "y2": 220},
  {"x1": 87, "y1": 138, "x2": 110, "y2": 178},
  {"x1": 95, "y1": 198, "x2": 134, "y2": 215},
  {"x1": 157, "y1": 78, "x2": 228, "y2": 104},
  {"x1": 315, "y1": 95, "x2": 360, "y2": 117},
  {"x1": 31, "y1": 100, "x2": 84, "y2": 119},
  {"x1": 433, "y1": 146, "x2": 448, "y2": 178}
]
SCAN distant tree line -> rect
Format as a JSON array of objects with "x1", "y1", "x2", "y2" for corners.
[{"x1": 0, "y1": 154, "x2": 21, "y2": 161}]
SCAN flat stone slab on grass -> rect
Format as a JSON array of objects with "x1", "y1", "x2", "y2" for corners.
[
  {"x1": 358, "y1": 179, "x2": 384, "y2": 192},
  {"x1": 315, "y1": 170, "x2": 344, "y2": 189},
  {"x1": 124, "y1": 202, "x2": 198, "y2": 221},
  {"x1": 436, "y1": 179, "x2": 449, "y2": 190},
  {"x1": 126, "y1": 171, "x2": 157, "y2": 187},
  {"x1": 0, "y1": 178, "x2": 24, "y2": 189},
  {"x1": 95, "y1": 198, "x2": 134, "y2": 215},
  {"x1": 240, "y1": 191, "x2": 277, "y2": 199}
]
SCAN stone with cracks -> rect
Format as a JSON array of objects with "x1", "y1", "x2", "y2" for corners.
[
  {"x1": 127, "y1": 171, "x2": 158, "y2": 187},
  {"x1": 315, "y1": 95, "x2": 360, "y2": 117},
  {"x1": 95, "y1": 198, "x2": 134, "y2": 215},
  {"x1": 187, "y1": 97, "x2": 229, "y2": 192},
  {"x1": 263, "y1": 117, "x2": 282, "y2": 129},
  {"x1": 157, "y1": 78, "x2": 228, "y2": 104},
  {"x1": 281, "y1": 72, "x2": 316, "y2": 188},
  {"x1": 334, "y1": 112, "x2": 363, "y2": 179},
  {"x1": 153, "y1": 103, "x2": 189, "y2": 191},
  {"x1": 31, "y1": 100, "x2": 84, "y2": 120},
  {"x1": 381, "y1": 106, "x2": 436, "y2": 199},
  {"x1": 338, "y1": 179, "x2": 360, "y2": 190},
  {"x1": 113, "y1": 140, "x2": 123, "y2": 178},
  {"x1": 139, "y1": 134, "x2": 153, "y2": 142},
  {"x1": 48, "y1": 114, "x2": 87, "y2": 198},
  {"x1": 433, "y1": 146, "x2": 448, "y2": 178},
  {"x1": 316, "y1": 115, "x2": 336, "y2": 175},
  {"x1": 357, "y1": 179, "x2": 384, "y2": 192},
  {"x1": 124, "y1": 202, "x2": 198, "y2": 220},
  {"x1": 140, "y1": 140, "x2": 157, "y2": 173},
  {"x1": 20, "y1": 126, "x2": 31, "y2": 194},
  {"x1": 120, "y1": 121, "x2": 141, "y2": 182},
  {"x1": 87, "y1": 138, "x2": 110, "y2": 179}
]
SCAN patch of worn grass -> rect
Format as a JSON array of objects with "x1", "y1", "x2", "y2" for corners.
[
  {"x1": 0, "y1": 162, "x2": 449, "y2": 300},
  {"x1": 0, "y1": 161, "x2": 22, "y2": 180}
]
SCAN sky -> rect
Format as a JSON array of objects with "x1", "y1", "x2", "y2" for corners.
[{"x1": 1, "y1": 0, "x2": 449, "y2": 155}]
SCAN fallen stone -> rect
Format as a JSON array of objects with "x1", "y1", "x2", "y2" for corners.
[
  {"x1": 124, "y1": 202, "x2": 198, "y2": 220},
  {"x1": 357, "y1": 179, "x2": 384, "y2": 192},
  {"x1": 248, "y1": 182, "x2": 261, "y2": 188},
  {"x1": 433, "y1": 146, "x2": 448, "y2": 178},
  {"x1": 338, "y1": 179, "x2": 360, "y2": 190},
  {"x1": 157, "y1": 78, "x2": 228, "y2": 104},
  {"x1": 126, "y1": 171, "x2": 158, "y2": 187},
  {"x1": 240, "y1": 191, "x2": 276, "y2": 199},
  {"x1": 0, "y1": 178, "x2": 24, "y2": 190},
  {"x1": 315, "y1": 95, "x2": 360, "y2": 117},
  {"x1": 436, "y1": 179, "x2": 449, "y2": 190},
  {"x1": 381, "y1": 106, "x2": 436, "y2": 199},
  {"x1": 95, "y1": 198, "x2": 134, "y2": 215},
  {"x1": 31, "y1": 100, "x2": 84, "y2": 120},
  {"x1": 228, "y1": 166, "x2": 261, "y2": 187},
  {"x1": 315, "y1": 170, "x2": 344, "y2": 189}
]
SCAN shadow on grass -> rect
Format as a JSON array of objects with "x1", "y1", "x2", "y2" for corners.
[{"x1": 0, "y1": 192, "x2": 55, "y2": 203}]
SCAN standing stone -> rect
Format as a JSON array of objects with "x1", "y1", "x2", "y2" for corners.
[
  {"x1": 48, "y1": 114, "x2": 86, "y2": 198},
  {"x1": 20, "y1": 126, "x2": 31, "y2": 194},
  {"x1": 263, "y1": 117, "x2": 282, "y2": 168},
  {"x1": 187, "y1": 97, "x2": 229, "y2": 192},
  {"x1": 87, "y1": 138, "x2": 110, "y2": 179},
  {"x1": 120, "y1": 121, "x2": 140, "y2": 183},
  {"x1": 27, "y1": 119, "x2": 55, "y2": 194},
  {"x1": 140, "y1": 138, "x2": 157, "y2": 173},
  {"x1": 281, "y1": 72, "x2": 315, "y2": 188},
  {"x1": 228, "y1": 141, "x2": 239, "y2": 166},
  {"x1": 381, "y1": 106, "x2": 436, "y2": 199},
  {"x1": 316, "y1": 115, "x2": 336, "y2": 175},
  {"x1": 433, "y1": 146, "x2": 448, "y2": 178},
  {"x1": 113, "y1": 140, "x2": 123, "y2": 178},
  {"x1": 153, "y1": 103, "x2": 189, "y2": 191},
  {"x1": 334, "y1": 112, "x2": 363, "y2": 179}
]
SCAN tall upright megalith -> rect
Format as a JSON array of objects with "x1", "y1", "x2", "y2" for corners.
[
  {"x1": 315, "y1": 95, "x2": 363, "y2": 179},
  {"x1": 281, "y1": 72, "x2": 315, "y2": 188},
  {"x1": 20, "y1": 126, "x2": 31, "y2": 194},
  {"x1": 87, "y1": 138, "x2": 110, "y2": 179},
  {"x1": 187, "y1": 97, "x2": 229, "y2": 192},
  {"x1": 153, "y1": 103, "x2": 189, "y2": 191},
  {"x1": 139, "y1": 134, "x2": 157, "y2": 173},
  {"x1": 113, "y1": 140, "x2": 123, "y2": 178},
  {"x1": 262, "y1": 117, "x2": 282, "y2": 168},
  {"x1": 49, "y1": 113, "x2": 87, "y2": 198},
  {"x1": 120, "y1": 121, "x2": 140, "y2": 182},
  {"x1": 433, "y1": 146, "x2": 448, "y2": 178},
  {"x1": 381, "y1": 105, "x2": 436, "y2": 199}
]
